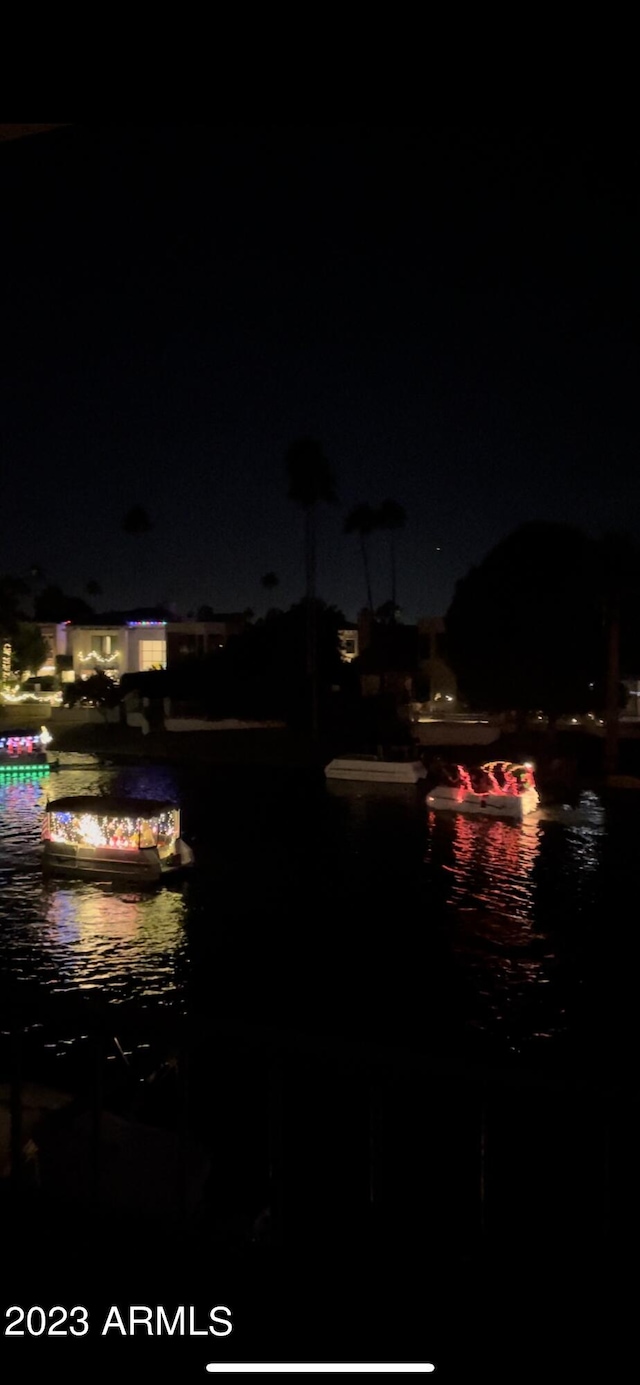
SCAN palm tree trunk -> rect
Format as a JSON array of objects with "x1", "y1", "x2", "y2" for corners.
[
  {"x1": 360, "y1": 534, "x2": 374, "y2": 612},
  {"x1": 604, "y1": 601, "x2": 620, "y2": 778},
  {"x1": 390, "y1": 537, "x2": 397, "y2": 612},
  {"x1": 306, "y1": 507, "x2": 318, "y2": 738}
]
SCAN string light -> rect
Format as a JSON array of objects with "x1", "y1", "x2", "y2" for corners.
[
  {"x1": 48, "y1": 808, "x2": 176, "y2": 850},
  {"x1": 0, "y1": 762, "x2": 50, "y2": 776},
  {"x1": 0, "y1": 726, "x2": 51, "y2": 757},
  {"x1": 78, "y1": 650, "x2": 120, "y2": 665},
  {"x1": 2, "y1": 690, "x2": 63, "y2": 704},
  {"x1": 126, "y1": 620, "x2": 167, "y2": 627}
]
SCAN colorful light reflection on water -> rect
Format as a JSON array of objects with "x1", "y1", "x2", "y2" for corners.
[
  {"x1": 423, "y1": 793, "x2": 607, "y2": 1053},
  {"x1": 0, "y1": 762, "x2": 613, "y2": 1066},
  {"x1": 0, "y1": 766, "x2": 188, "y2": 1014}
]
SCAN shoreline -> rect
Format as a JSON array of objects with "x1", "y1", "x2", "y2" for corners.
[
  {"x1": 51, "y1": 723, "x2": 327, "y2": 769},
  {"x1": 44, "y1": 721, "x2": 640, "y2": 797}
]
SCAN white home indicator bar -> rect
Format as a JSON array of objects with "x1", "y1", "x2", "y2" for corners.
[{"x1": 206, "y1": 1367, "x2": 435, "y2": 1375}]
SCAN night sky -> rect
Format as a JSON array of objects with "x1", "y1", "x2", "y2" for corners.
[{"x1": 1, "y1": 125, "x2": 638, "y2": 621}]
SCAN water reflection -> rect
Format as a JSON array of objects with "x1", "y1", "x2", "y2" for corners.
[
  {"x1": 0, "y1": 758, "x2": 611, "y2": 1064},
  {"x1": 434, "y1": 812, "x2": 542, "y2": 922},
  {"x1": 0, "y1": 772, "x2": 51, "y2": 861},
  {"x1": 424, "y1": 801, "x2": 605, "y2": 1052},
  {"x1": 40, "y1": 883, "x2": 187, "y2": 998},
  {"x1": 0, "y1": 766, "x2": 187, "y2": 1006}
]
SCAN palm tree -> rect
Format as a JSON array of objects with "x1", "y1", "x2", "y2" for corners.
[
  {"x1": 28, "y1": 564, "x2": 45, "y2": 617},
  {"x1": 376, "y1": 498, "x2": 406, "y2": 614},
  {"x1": 122, "y1": 505, "x2": 154, "y2": 602},
  {"x1": 86, "y1": 579, "x2": 102, "y2": 600},
  {"x1": 375, "y1": 598, "x2": 400, "y2": 624},
  {"x1": 285, "y1": 438, "x2": 336, "y2": 736},
  {"x1": 344, "y1": 503, "x2": 377, "y2": 612},
  {"x1": 0, "y1": 575, "x2": 27, "y2": 639}
]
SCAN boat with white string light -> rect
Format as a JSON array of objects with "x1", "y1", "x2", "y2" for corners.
[{"x1": 41, "y1": 795, "x2": 194, "y2": 883}]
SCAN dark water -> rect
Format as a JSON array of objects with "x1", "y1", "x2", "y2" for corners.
[
  {"x1": 3, "y1": 760, "x2": 638, "y2": 1377},
  {"x1": 0, "y1": 761, "x2": 625, "y2": 1076}
]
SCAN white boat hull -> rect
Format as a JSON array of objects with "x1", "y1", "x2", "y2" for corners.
[
  {"x1": 50, "y1": 751, "x2": 103, "y2": 769},
  {"x1": 325, "y1": 758, "x2": 427, "y2": 784},
  {"x1": 427, "y1": 787, "x2": 539, "y2": 819},
  {"x1": 42, "y1": 839, "x2": 193, "y2": 884}
]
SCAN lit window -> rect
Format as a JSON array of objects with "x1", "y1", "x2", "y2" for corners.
[{"x1": 138, "y1": 639, "x2": 166, "y2": 670}]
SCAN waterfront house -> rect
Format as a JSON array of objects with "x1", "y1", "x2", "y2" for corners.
[
  {"x1": 67, "y1": 617, "x2": 168, "y2": 681},
  {"x1": 64, "y1": 610, "x2": 249, "y2": 683},
  {"x1": 338, "y1": 625, "x2": 359, "y2": 663}
]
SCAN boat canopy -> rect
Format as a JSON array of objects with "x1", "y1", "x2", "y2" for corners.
[{"x1": 45, "y1": 796, "x2": 178, "y2": 817}]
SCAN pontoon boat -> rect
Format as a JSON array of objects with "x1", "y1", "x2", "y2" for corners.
[
  {"x1": 0, "y1": 725, "x2": 52, "y2": 770},
  {"x1": 426, "y1": 760, "x2": 539, "y2": 820},
  {"x1": 41, "y1": 795, "x2": 194, "y2": 883},
  {"x1": 325, "y1": 756, "x2": 427, "y2": 784}
]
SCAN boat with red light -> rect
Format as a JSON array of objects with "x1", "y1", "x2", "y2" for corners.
[
  {"x1": 0, "y1": 725, "x2": 53, "y2": 772},
  {"x1": 426, "y1": 760, "x2": 539, "y2": 820}
]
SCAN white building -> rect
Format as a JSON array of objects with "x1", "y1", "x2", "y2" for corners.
[
  {"x1": 68, "y1": 620, "x2": 167, "y2": 680},
  {"x1": 338, "y1": 627, "x2": 359, "y2": 663},
  {"x1": 37, "y1": 622, "x2": 70, "y2": 675}
]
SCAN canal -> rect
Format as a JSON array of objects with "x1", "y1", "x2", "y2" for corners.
[
  {"x1": 1, "y1": 761, "x2": 638, "y2": 1255},
  {"x1": 2, "y1": 761, "x2": 636, "y2": 1378}
]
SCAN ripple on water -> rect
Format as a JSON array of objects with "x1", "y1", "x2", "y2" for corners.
[
  {"x1": 0, "y1": 766, "x2": 187, "y2": 1007},
  {"x1": 424, "y1": 800, "x2": 606, "y2": 1050},
  {"x1": 0, "y1": 761, "x2": 611, "y2": 1064}
]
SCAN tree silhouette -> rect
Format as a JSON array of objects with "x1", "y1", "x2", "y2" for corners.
[
  {"x1": 28, "y1": 565, "x2": 45, "y2": 617},
  {"x1": 122, "y1": 506, "x2": 154, "y2": 602},
  {"x1": 376, "y1": 498, "x2": 406, "y2": 613},
  {"x1": 0, "y1": 574, "x2": 28, "y2": 638},
  {"x1": 261, "y1": 571, "x2": 279, "y2": 592},
  {"x1": 446, "y1": 522, "x2": 602, "y2": 720},
  {"x1": 86, "y1": 579, "x2": 102, "y2": 599},
  {"x1": 598, "y1": 531, "x2": 640, "y2": 774},
  {"x1": 344, "y1": 503, "x2": 377, "y2": 612},
  {"x1": 285, "y1": 438, "x2": 336, "y2": 736},
  {"x1": 10, "y1": 623, "x2": 49, "y2": 679},
  {"x1": 375, "y1": 599, "x2": 401, "y2": 624},
  {"x1": 206, "y1": 599, "x2": 346, "y2": 727},
  {"x1": 34, "y1": 585, "x2": 95, "y2": 622}
]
